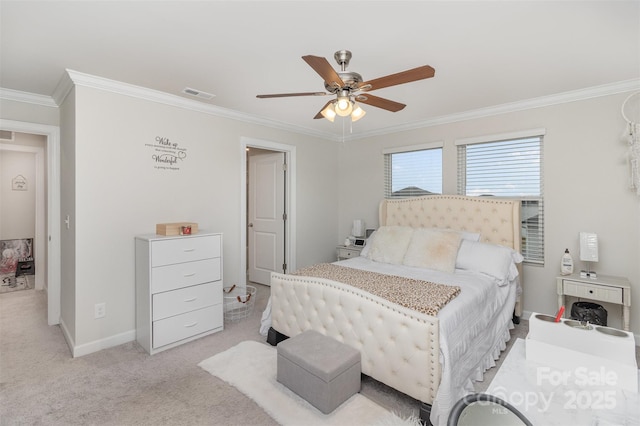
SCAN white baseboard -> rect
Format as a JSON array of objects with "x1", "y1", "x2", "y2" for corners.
[
  {"x1": 58, "y1": 317, "x2": 75, "y2": 355},
  {"x1": 58, "y1": 320, "x2": 136, "y2": 357},
  {"x1": 72, "y1": 329, "x2": 136, "y2": 358}
]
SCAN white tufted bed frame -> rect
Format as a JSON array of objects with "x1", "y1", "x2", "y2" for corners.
[{"x1": 269, "y1": 195, "x2": 521, "y2": 420}]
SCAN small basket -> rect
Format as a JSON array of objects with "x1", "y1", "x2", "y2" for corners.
[{"x1": 223, "y1": 285, "x2": 256, "y2": 322}]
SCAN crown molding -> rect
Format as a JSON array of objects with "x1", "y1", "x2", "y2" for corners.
[
  {"x1": 346, "y1": 78, "x2": 640, "y2": 141},
  {"x1": 58, "y1": 70, "x2": 337, "y2": 141},
  {"x1": 51, "y1": 70, "x2": 74, "y2": 106},
  {"x1": 4, "y1": 72, "x2": 638, "y2": 143},
  {"x1": 0, "y1": 87, "x2": 57, "y2": 108}
]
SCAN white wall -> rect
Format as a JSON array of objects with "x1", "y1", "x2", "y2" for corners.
[
  {"x1": 0, "y1": 150, "x2": 35, "y2": 240},
  {"x1": 338, "y1": 92, "x2": 640, "y2": 333},
  {"x1": 63, "y1": 85, "x2": 339, "y2": 350},
  {"x1": 59, "y1": 87, "x2": 77, "y2": 342},
  {"x1": 0, "y1": 98, "x2": 59, "y2": 127}
]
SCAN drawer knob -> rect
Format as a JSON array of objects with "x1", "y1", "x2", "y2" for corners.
[
  {"x1": 589, "y1": 290, "x2": 594, "y2": 294},
  {"x1": 183, "y1": 272, "x2": 196, "y2": 277},
  {"x1": 183, "y1": 297, "x2": 197, "y2": 302},
  {"x1": 184, "y1": 321, "x2": 198, "y2": 328},
  {"x1": 183, "y1": 248, "x2": 195, "y2": 252}
]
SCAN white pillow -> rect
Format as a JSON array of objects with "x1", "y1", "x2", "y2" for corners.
[
  {"x1": 367, "y1": 226, "x2": 413, "y2": 265},
  {"x1": 428, "y1": 227, "x2": 480, "y2": 242},
  {"x1": 359, "y1": 231, "x2": 375, "y2": 257},
  {"x1": 456, "y1": 240, "x2": 523, "y2": 285},
  {"x1": 403, "y1": 228, "x2": 462, "y2": 273},
  {"x1": 459, "y1": 230, "x2": 481, "y2": 242}
]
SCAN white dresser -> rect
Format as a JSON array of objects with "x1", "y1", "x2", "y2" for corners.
[{"x1": 135, "y1": 232, "x2": 223, "y2": 354}]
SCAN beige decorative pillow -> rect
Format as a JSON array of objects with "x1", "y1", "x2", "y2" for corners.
[
  {"x1": 367, "y1": 226, "x2": 414, "y2": 265},
  {"x1": 403, "y1": 228, "x2": 462, "y2": 273}
]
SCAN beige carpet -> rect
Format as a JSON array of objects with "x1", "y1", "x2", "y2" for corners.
[{"x1": 0, "y1": 281, "x2": 529, "y2": 425}]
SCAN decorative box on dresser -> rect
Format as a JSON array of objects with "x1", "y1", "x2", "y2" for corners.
[{"x1": 135, "y1": 232, "x2": 223, "y2": 354}]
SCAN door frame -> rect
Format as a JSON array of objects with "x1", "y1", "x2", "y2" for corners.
[
  {"x1": 240, "y1": 137, "x2": 296, "y2": 287},
  {"x1": 0, "y1": 119, "x2": 61, "y2": 325},
  {"x1": 0, "y1": 142, "x2": 45, "y2": 291}
]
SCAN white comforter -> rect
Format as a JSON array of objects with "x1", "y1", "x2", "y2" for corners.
[{"x1": 333, "y1": 257, "x2": 518, "y2": 426}]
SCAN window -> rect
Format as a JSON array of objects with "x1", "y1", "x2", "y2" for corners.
[
  {"x1": 384, "y1": 144, "x2": 442, "y2": 198},
  {"x1": 456, "y1": 131, "x2": 544, "y2": 264}
]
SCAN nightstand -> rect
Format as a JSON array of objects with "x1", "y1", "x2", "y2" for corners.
[
  {"x1": 557, "y1": 273, "x2": 631, "y2": 331},
  {"x1": 336, "y1": 245, "x2": 363, "y2": 261}
]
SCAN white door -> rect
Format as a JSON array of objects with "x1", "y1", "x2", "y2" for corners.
[{"x1": 248, "y1": 152, "x2": 285, "y2": 285}]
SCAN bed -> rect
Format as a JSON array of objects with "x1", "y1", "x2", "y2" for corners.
[{"x1": 267, "y1": 195, "x2": 523, "y2": 425}]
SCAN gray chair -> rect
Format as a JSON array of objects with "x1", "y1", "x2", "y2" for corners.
[{"x1": 447, "y1": 393, "x2": 532, "y2": 426}]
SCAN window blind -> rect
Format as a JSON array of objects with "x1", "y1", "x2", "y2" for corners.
[
  {"x1": 457, "y1": 136, "x2": 544, "y2": 264},
  {"x1": 384, "y1": 147, "x2": 442, "y2": 198}
]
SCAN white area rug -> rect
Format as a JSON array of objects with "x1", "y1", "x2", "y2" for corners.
[{"x1": 199, "y1": 340, "x2": 419, "y2": 426}]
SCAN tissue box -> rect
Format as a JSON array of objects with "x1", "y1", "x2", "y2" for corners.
[{"x1": 155, "y1": 222, "x2": 198, "y2": 236}]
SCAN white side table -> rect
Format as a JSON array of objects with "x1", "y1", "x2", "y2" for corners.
[
  {"x1": 336, "y1": 245, "x2": 363, "y2": 261},
  {"x1": 557, "y1": 273, "x2": 631, "y2": 331}
]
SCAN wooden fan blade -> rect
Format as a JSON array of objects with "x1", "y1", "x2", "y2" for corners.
[
  {"x1": 302, "y1": 55, "x2": 345, "y2": 89},
  {"x1": 314, "y1": 100, "x2": 334, "y2": 119},
  {"x1": 359, "y1": 65, "x2": 435, "y2": 91},
  {"x1": 257, "y1": 92, "x2": 328, "y2": 98},
  {"x1": 355, "y1": 94, "x2": 406, "y2": 112}
]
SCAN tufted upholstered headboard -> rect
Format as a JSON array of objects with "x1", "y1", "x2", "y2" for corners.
[
  {"x1": 379, "y1": 195, "x2": 521, "y2": 251},
  {"x1": 380, "y1": 194, "x2": 523, "y2": 318}
]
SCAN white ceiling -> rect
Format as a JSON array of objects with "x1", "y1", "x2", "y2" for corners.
[{"x1": 1, "y1": 1, "x2": 639, "y2": 138}]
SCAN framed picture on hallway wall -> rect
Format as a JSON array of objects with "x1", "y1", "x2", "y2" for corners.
[{"x1": 0, "y1": 238, "x2": 33, "y2": 275}]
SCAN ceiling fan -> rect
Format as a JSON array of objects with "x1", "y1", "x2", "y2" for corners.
[{"x1": 256, "y1": 50, "x2": 435, "y2": 122}]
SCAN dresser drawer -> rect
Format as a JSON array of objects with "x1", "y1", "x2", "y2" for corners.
[
  {"x1": 564, "y1": 280, "x2": 623, "y2": 304},
  {"x1": 151, "y1": 234, "x2": 221, "y2": 267},
  {"x1": 151, "y1": 258, "x2": 221, "y2": 293},
  {"x1": 153, "y1": 281, "x2": 222, "y2": 321},
  {"x1": 152, "y1": 304, "x2": 222, "y2": 349}
]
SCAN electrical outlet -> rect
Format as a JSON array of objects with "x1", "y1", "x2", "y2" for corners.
[{"x1": 94, "y1": 303, "x2": 106, "y2": 319}]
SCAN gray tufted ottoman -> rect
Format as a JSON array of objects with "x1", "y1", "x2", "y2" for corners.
[{"x1": 277, "y1": 330, "x2": 361, "y2": 414}]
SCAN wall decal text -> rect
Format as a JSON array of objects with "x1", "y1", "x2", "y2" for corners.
[{"x1": 145, "y1": 136, "x2": 188, "y2": 171}]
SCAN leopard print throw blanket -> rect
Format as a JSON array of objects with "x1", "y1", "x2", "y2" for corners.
[{"x1": 292, "y1": 263, "x2": 461, "y2": 317}]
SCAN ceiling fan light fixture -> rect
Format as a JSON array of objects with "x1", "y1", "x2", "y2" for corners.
[
  {"x1": 321, "y1": 103, "x2": 336, "y2": 122},
  {"x1": 351, "y1": 103, "x2": 366, "y2": 122},
  {"x1": 335, "y1": 96, "x2": 353, "y2": 117}
]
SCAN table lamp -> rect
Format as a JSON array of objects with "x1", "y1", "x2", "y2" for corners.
[
  {"x1": 351, "y1": 220, "x2": 365, "y2": 238},
  {"x1": 579, "y1": 232, "x2": 598, "y2": 279}
]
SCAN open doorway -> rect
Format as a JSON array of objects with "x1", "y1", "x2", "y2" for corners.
[
  {"x1": 0, "y1": 120, "x2": 61, "y2": 325},
  {"x1": 240, "y1": 137, "x2": 296, "y2": 288},
  {"x1": 0, "y1": 134, "x2": 44, "y2": 294}
]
